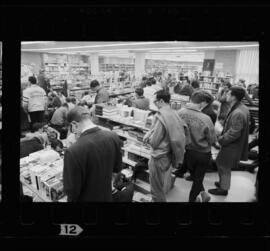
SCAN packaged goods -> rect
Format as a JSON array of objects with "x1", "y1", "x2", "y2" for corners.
[
  {"x1": 132, "y1": 192, "x2": 151, "y2": 202},
  {"x1": 133, "y1": 109, "x2": 149, "y2": 123},
  {"x1": 121, "y1": 168, "x2": 133, "y2": 180},
  {"x1": 50, "y1": 178, "x2": 65, "y2": 201},
  {"x1": 39, "y1": 150, "x2": 60, "y2": 163},
  {"x1": 29, "y1": 149, "x2": 60, "y2": 163},
  {"x1": 40, "y1": 171, "x2": 57, "y2": 197},
  {"x1": 42, "y1": 177, "x2": 59, "y2": 200},
  {"x1": 29, "y1": 164, "x2": 49, "y2": 190}
]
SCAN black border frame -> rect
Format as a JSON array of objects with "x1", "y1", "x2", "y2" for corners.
[{"x1": 0, "y1": 2, "x2": 269, "y2": 242}]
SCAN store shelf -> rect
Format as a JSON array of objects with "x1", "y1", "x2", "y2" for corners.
[
  {"x1": 122, "y1": 146, "x2": 150, "y2": 159},
  {"x1": 122, "y1": 157, "x2": 137, "y2": 167},
  {"x1": 96, "y1": 115, "x2": 149, "y2": 131}
]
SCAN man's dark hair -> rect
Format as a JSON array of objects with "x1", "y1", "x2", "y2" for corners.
[
  {"x1": 135, "y1": 87, "x2": 144, "y2": 97},
  {"x1": 71, "y1": 97, "x2": 77, "y2": 104},
  {"x1": 229, "y1": 86, "x2": 246, "y2": 101},
  {"x1": 90, "y1": 80, "x2": 100, "y2": 89},
  {"x1": 191, "y1": 80, "x2": 200, "y2": 89},
  {"x1": 203, "y1": 92, "x2": 214, "y2": 104},
  {"x1": 239, "y1": 79, "x2": 245, "y2": 83},
  {"x1": 67, "y1": 106, "x2": 90, "y2": 123},
  {"x1": 146, "y1": 80, "x2": 152, "y2": 86},
  {"x1": 32, "y1": 122, "x2": 46, "y2": 132},
  {"x1": 62, "y1": 103, "x2": 69, "y2": 109},
  {"x1": 142, "y1": 77, "x2": 147, "y2": 81},
  {"x1": 150, "y1": 78, "x2": 156, "y2": 85},
  {"x1": 155, "y1": 89, "x2": 171, "y2": 104},
  {"x1": 191, "y1": 90, "x2": 213, "y2": 104},
  {"x1": 225, "y1": 82, "x2": 232, "y2": 88},
  {"x1": 51, "y1": 139, "x2": 63, "y2": 150},
  {"x1": 28, "y1": 76, "x2": 37, "y2": 85}
]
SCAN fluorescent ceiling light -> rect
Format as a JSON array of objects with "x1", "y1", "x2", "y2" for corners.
[
  {"x1": 21, "y1": 41, "x2": 55, "y2": 45},
  {"x1": 20, "y1": 41, "x2": 179, "y2": 51},
  {"x1": 187, "y1": 44, "x2": 259, "y2": 49}
]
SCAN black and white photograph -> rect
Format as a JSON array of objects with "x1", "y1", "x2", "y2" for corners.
[{"x1": 19, "y1": 41, "x2": 259, "y2": 203}]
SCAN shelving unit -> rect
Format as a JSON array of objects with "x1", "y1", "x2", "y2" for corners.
[
  {"x1": 199, "y1": 74, "x2": 233, "y2": 95},
  {"x1": 99, "y1": 63, "x2": 135, "y2": 73},
  {"x1": 145, "y1": 59, "x2": 201, "y2": 76},
  {"x1": 43, "y1": 53, "x2": 91, "y2": 91}
]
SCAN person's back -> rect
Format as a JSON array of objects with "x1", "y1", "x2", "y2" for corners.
[
  {"x1": 50, "y1": 106, "x2": 68, "y2": 125},
  {"x1": 202, "y1": 104, "x2": 217, "y2": 125},
  {"x1": 64, "y1": 128, "x2": 122, "y2": 202},
  {"x1": 178, "y1": 104, "x2": 216, "y2": 153},
  {"x1": 179, "y1": 83, "x2": 194, "y2": 97},
  {"x1": 132, "y1": 97, "x2": 150, "y2": 110},
  {"x1": 23, "y1": 83, "x2": 46, "y2": 112}
]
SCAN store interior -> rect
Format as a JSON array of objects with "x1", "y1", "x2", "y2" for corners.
[{"x1": 20, "y1": 41, "x2": 259, "y2": 203}]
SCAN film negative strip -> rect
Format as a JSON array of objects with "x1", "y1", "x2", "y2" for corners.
[{"x1": 0, "y1": 2, "x2": 269, "y2": 243}]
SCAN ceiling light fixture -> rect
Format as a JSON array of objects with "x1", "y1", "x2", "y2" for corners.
[
  {"x1": 20, "y1": 41, "x2": 181, "y2": 51},
  {"x1": 21, "y1": 41, "x2": 55, "y2": 45}
]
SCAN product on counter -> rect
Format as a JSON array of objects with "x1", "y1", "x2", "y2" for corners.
[{"x1": 29, "y1": 149, "x2": 60, "y2": 164}]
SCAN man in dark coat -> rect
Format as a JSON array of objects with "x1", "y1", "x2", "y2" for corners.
[
  {"x1": 63, "y1": 106, "x2": 122, "y2": 202},
  {"x1": 208, "y1": 86, "x2": 250, "y2": 196}
]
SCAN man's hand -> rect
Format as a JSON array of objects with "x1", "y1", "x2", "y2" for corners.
[{"x1": 143, "y1": 134, "x2": 149, "y2": 144}]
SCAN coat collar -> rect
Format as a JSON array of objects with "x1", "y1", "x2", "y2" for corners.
[{"x1": 80, "y1": 126, "x2": 100, "y2": 138}]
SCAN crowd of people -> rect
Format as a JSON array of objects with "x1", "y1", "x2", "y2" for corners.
[{"x1": 20, "y1": 70, "x2": 259, "y2": 202}]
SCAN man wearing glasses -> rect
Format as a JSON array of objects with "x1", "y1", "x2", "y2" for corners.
[{"x1": 63, "y1": 106, "x2": 122, "y2": 202}]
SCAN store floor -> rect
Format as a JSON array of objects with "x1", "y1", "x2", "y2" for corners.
[{"x1": 166, "y1": 169, "x2": 258, "y2": 202}]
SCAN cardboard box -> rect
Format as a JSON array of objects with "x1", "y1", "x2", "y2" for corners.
[
  {"x1": 42, "y1": 177, "x2": 59, "y2": 200},
  {"x1": 40, "y1": 170, "x2": 57, "y2": 197},
  {"x1": 29, "y1": 164, "x2": 52, "y2": 191},
  {"x1": 50, "y1": 178, "x2": 65, "y2": 202}
]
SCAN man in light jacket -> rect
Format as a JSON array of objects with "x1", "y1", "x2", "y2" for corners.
[
  {"x1": 178, "y1": 90, "x2": 217, "y2": 202},
  {"x1": 143, "y1": 89, "x2": 188, "y2": 202},
  {"x1": 23, "y1": 76, "x2": 47, "y2": 131},
  {"x1": 208, "y1": 86, "x2": 250, "y2": 196}
]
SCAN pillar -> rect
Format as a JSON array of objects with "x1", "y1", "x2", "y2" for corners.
[
  {"x1": 90, "y1": 53, "x2": 99, "y2": 76},
  {"x1": 135, "y1": 52, "x2": 146, "y2": 80}
]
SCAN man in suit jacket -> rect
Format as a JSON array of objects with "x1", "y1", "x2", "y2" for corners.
[
  {"x1": 208, "y1": 86, "x2": 250, "y2": 196},
  {"x1": 63, "y1": 106, "x2": 122, "y2": 202}
]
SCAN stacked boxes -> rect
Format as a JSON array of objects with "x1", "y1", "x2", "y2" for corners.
[{"x1": 20, "y1": 151, "x2": 65, "y2": 202}]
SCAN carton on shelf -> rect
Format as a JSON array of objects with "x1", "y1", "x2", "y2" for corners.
[
  {"x1": 42, "y1": 177, "x2": 60, "y2": 200},
  {"x1": 50, "y1": 178, "x2": 65, "y2": 202},
  {"x1": 40, "y1": 170, "x2": 58, "y2": 197},
  {"x1": 29, "y1": 164, "x2": 50, "y2": 190}
]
